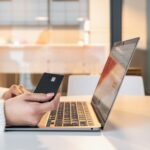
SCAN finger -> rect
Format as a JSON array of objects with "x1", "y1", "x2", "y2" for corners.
[
  {"x1": 24, "y1": 92, "x2": 55, "y2": 102},
  {"x1": 18, "y1": 85, "x2": 29, "y2": 93},
  {"x1": 10, "y1": 85, "x2": 23, "y2": 96},
  {"x1": 39, "y1": 93, "x2": 60, "y2": 113}
]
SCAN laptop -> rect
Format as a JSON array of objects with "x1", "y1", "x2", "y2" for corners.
[{"x1": 6, "y1": 37, "x2": 139, "y2": 131}]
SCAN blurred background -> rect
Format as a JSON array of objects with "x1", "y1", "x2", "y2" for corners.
[{"x1": 0, "y1": 0, "x2": 149, "y2": 95}]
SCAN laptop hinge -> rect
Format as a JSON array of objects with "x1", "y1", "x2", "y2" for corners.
[{"x1": 91, "y1": 102, "x2": 105, "y2": 129}]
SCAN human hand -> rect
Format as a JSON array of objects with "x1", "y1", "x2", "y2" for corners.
[
  {"x1": 2, "y1": 84, "x2": 29, "y2": 100},
  {"x1": 4, "y1": 92, "x2": 60, "y2": 126}
]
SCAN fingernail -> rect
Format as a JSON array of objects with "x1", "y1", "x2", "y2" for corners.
[{"x1": 46, "y1": 93, "x2": 54, "y2": 97}]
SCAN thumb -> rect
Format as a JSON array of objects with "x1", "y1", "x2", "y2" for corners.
[{"x1": 38, "y1": 93, "x2": 60, "y2": 113}]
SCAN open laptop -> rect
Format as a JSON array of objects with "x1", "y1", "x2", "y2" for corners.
[{"x1": 6, "y1": 37, "x2": 139, "y2": 131}]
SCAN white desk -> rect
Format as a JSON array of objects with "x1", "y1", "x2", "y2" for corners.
[{"x1": 0, "y1": 96, "x2": 150, "y2": 150}]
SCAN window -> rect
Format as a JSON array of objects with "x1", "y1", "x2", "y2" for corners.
[{"x1": 0, "y1": 0, "x2": 89, "y2": 26}]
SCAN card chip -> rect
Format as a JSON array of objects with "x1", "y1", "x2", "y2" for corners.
[{"x1": 51, "y1": 77, "x2": 56, "y2": 82}]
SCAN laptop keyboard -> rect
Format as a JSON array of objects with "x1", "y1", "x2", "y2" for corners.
[{"x1": 46, "y1": 102, "x2": 94, "y2": 127}]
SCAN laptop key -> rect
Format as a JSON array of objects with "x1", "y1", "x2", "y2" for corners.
[
  {"x1": 55, "y1": 121, "x2": 62, "y2": 126},
  {"x1": 71, "y1": 122, "x2": 79, "y2": 126},
  {"x1": 46, "y1": 119, "x2": 51, "y2": 127},
  {"x1": 63, "y1": 123, "x2": 72, "y2": 126},
  {"x1": 80, "y1": 121, "x2": 87, "y2": 126}
]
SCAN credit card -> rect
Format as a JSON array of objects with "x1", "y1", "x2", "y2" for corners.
[{"x1": 34, "y1": 73, "x2": 64, "y2": 101}]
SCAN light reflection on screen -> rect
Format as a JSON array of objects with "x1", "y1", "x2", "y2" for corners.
[{"x1": 91, "y1": 39, "x2": 139, "y2": 124}]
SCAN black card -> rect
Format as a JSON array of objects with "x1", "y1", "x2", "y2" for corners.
[{"x1": 34, "y1": 73, "x2": 64, "y2": 100}]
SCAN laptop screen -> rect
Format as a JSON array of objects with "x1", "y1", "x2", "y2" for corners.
[{"x1": 91, "y1": 38, "x2": 139, "y2": 128}]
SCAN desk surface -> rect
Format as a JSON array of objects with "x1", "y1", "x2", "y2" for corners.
[{"x1": 0, "y1": 96, "x2": 150, "y2": 150}]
